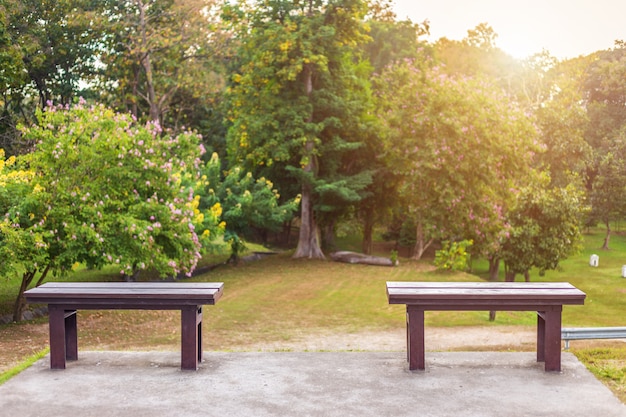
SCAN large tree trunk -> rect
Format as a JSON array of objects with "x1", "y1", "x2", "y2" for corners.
[
  {"x1": 602, "y1": 218, "x2": 611, "y2": 250},
  {"x1": 293, "y1": 183, "x2": 325, "y2": 258},
  {"x1": 293, "y1": 63, "x2": 324, "y2": 259}
]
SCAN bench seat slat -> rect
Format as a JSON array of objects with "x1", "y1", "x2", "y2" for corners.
[
  {"x1": 387, "y1": 288, "x2": 585, "y2": 300},
  {"x1": 386, "y1": 281, "x2": 578, "y2": 290},
  {"x1": 26, "y1": 288, "x2": 222, "y2": 297},
  {"x1": 40, "y1": 282, "x2": 223, "y2": 289},
  {"x1": 386, "y1": 282, "x2": 585, "y2": 306},
  {"x1": 25, "y1": 282, "x2": 224, "y2": 308}
]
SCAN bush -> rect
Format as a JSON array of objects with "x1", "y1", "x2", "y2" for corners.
[{"x1": 434, "y1": 240, "x2": 473, "y2": 271}]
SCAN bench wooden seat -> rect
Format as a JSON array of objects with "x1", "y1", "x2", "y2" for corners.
[
  {"x1": 24, "y1": 282, "x2": 224, "y2": 371},
  {"x1": 386, "y1": 281, "x2": 586, "y2": 372}
]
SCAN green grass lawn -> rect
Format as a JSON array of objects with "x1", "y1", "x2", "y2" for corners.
[{"x1": 1, "y1": 228, "x2": 625, "y2": 334}]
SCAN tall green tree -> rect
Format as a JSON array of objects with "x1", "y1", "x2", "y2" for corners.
[
  {"x1": 225, "y1": 0, "x2": 372, "y2": 259},
  {"x1": 589, "y1": 138, "x2": 626, "y2": 249},
  {"x1": 357, "y1": 17, "x2": 427, "y2": 254},
  {"x1": 581, "y1": 42, "x2": 626, "y2": 245},
  {"x1": 0, "y1": 0, "x2": 105, "y2": 153},
  {"x1": 97, "y1": 0, "x2": 227, "y2": 128}
]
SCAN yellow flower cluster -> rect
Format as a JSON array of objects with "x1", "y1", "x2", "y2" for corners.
[
  {"x1": 189, "y1": 195, "x2": 205, "y2": 225},
  {"x1": 0, "y1": 150, "x2": 34, "y2": 187},
  {"x1": 211, "y1": 202, "x2": 223, "y2": 219}
]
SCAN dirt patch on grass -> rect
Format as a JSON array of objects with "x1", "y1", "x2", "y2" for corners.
[{"x1": 0, "y1": 321, "x2": 49, "y2": 373}]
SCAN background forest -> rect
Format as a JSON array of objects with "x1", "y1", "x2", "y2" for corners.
[{"x1": 1, "y1": 0, "x2": 625, "y2": 321}]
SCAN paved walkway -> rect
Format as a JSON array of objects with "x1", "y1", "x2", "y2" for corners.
[{"x1": 1, "y1": 351, "x2": 625, "y2": 417}]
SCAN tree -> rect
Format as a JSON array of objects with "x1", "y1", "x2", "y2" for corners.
[
  {"x1": 357, "y1": 17, "x2": 427, "y2": 254},
  {"x1": 363, "y1": 18, "x2": 426, "y2": 74},
  {"x1": 0, "y1": 0, "x2": 106, "y2": 154},
  {"x1": 434, "y1": 23, "x2": 519, "y2": 82},
  {"x1": 0, "y1": 1, "x2": 27, "y2": 153},
  {"x1": 583, "y1": 43, "x2": 626, "y2": 152},
  {"x1": 499, "y1": 176, "x2": 586, "y2": 281},
  {"x1": 375, "y1": 57, "x2": 539, "y2": 260},
  {"x1": 534, "y1": 57, "x2": 592, "y2": 187},
  {"x1": 97, "y1": 0, "x2": 227, "y2": 129},
  {"x1": 589, "y1": 138, "x2": 626, "y2": 249},
  {"x1": 1, "y1": 101, "x2": 215, "y2": 320},
  {"x1": 581, "y1": 43, "x2": 626, "y2": 244},
  {"x1": 225, "y1": 0, "x2": 372, "y2": 259}
]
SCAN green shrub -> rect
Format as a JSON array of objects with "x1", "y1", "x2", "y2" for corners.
[{"x1": 434, "y1": 240, "x2": 473, "y2": 271}]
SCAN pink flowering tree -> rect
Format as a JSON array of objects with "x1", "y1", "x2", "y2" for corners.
[
  {"x1": 2, "y1": 101, "x2": 219, "y2": 320},
  {"x1": 375, "y1": 58, "x2": 540, "y2": 261}
]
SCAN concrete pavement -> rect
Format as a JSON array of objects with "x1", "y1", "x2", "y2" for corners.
[{"x1": 1, "y1": 351, "x2": 625, "y2": 417}]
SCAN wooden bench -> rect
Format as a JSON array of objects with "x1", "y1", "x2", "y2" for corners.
[
  {"x1": 386, "y1": 281, "x2": 586, "y2": 372},
  {"x1": 24, "y1": 282, "x2": 224, "y2": 371}
]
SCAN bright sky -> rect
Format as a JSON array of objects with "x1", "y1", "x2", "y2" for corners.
[{"x1": 392, "y1": 0, "x2": 626, "y2": 60}]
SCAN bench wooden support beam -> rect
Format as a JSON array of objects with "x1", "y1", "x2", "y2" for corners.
[
  {"x1": 538, "y1": 310, "x2": 562, "y2": 371},
  {"x1": 48, "y1": 305, "x2": 69, "y2": 369},
  {"x1": 388, "y1": 282, "x2": 585, "y2": 373},
  {"x1": 181, "y1": 306, "x2": 203, "y2": 370},
  {"x1": 407, "y1": 306, "x2": 425, "y2": 370}
]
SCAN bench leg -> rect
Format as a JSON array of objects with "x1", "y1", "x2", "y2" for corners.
[
  {"x1": 197, "y1": 307, "x2": 203, "y2": 362},
  {"x1": 65, "y1": 310, "x2": 78, "y2": 361},
  {"x1": 537, "y1": 312, "x2": 545, "y2": 363},
  {"x1": 542, "y1": 309, "x2": 562, "y2": 372},
  {"x1": 48, "y1": 306, "x2": 67, "y2": 369},
  {"x1": 181, "y1": 306, "x2": 201, "y2": 370},
  {"x1": 407, "y1": 306, "x2": 425, "y2": 370}
]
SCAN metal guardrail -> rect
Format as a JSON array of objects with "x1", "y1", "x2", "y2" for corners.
[{"x1": 561, "y1": 327, "x2": 626, "y2": 349}]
